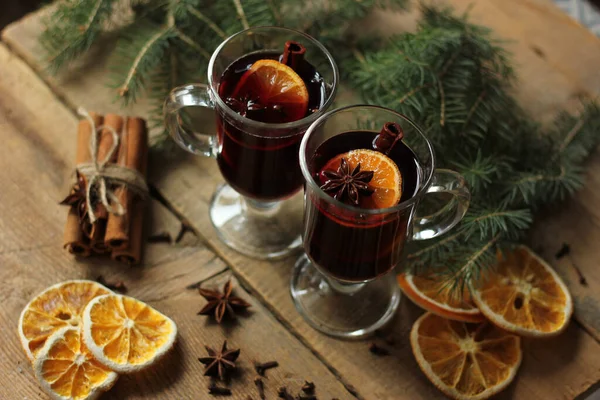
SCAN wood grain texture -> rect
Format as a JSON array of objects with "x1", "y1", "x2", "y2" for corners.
[
  {"x1": 3, "y1": 0, "x2": 600, "y2": 398},
  {"x1": 0, "y1": 43, "x2": 351, "y2": 400}
]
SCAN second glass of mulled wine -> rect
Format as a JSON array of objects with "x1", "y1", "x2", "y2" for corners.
[
  {"x1": 291, "y1": 105, "x2": 471, "y2": 338},
  {"x1": 164, "y1": 27, "x2": 338, "y2": 259}
]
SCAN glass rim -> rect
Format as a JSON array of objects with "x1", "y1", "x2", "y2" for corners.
[
  {"x1": 207, "y1": 26, "x2": 339, "y2": 132},
  {"x1": 299, "y1": 104, "x2": 436, "y2": 215}
]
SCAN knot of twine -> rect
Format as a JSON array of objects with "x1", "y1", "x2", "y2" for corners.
[{"x1": 76, "y1": 107, "x2": 149, "y2": 224}]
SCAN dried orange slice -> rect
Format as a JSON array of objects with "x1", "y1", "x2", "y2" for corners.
[
  {"x1": 19, "y1": 280, "x2": 112, "y2": 360},
  {"x1": 471, "y1": 246, "x2": 573, "y2": 337},
  {"x1": 321, "y1": 149, "x2": 402, "y2": 209},
  {"x1": 232, "y1": 59, "x2": 309, "y2": 122},
  {"x1": 82, "y1": 294, "x2": 177, "y2": 373},
  {"x1": 398, "y1": 273, "x2": 485, "y2": 323},
  {"x1": 411, "y1": 312, "x2": 521, "y2": 400},
  {"x1": 33, "y1": 326, "x2": 118, "y2": 400}
]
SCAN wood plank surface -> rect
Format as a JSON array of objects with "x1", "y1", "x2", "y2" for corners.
[
  {"x1": 0, "y1": 44, "x2": 352, "y2": 400},
  {"x1": 3, "y1": 0, "x2": 600, "y2": 399}
]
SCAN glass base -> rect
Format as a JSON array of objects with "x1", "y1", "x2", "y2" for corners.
[
  {"x1": 290, "y1": 254, "x2": 401, "y2": 338},
  {"x1": 209, "y1": 184, "x2": 303, "y2": 260}
]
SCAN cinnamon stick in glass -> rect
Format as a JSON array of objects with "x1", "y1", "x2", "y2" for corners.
[
  {"x1": 109, "y1": 117, "x2": 148, "y2": 264},
  {"x1": 89, "y1": 114, "x2": 124, "y2": 253},
  {"x1": 280, "y1": 41, "x2": 306, "y2": 71},
  {"x1": 63, "y1": 114, "x2": 103, "y2": 256}
]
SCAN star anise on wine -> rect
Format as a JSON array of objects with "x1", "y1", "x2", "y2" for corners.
[
  {"x1": 198, "y1": 340, "x2": 240, "y2": 380},
  {"x1": 198, "y1": 280, "x2": 251, "y2": 323},
  {"x1": 226, "y1": 94, "x2": 265, "y2": 117},
  {"x1": 320, "y1": 158, "x2": 375, "y2": 205}
]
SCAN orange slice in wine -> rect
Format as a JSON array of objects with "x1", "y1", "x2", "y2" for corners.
[
  {"x1": 232, "y1": 59, "x2": 309, "y2": 123},
  {"x1": 321, "y1": 149, "x2": 402, "y2": 209}
]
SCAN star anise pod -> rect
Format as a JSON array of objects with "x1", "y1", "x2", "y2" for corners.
[
  {"x1": 60, "y1": 171, "x2": 87, "y2": 218},
  {"x1": 198, "y1": 340, "x2": 240, "y2": 380},
  {"x1": 320, "y1": 158, "x2": 375, "y2": 205},
  {"x1": 60, "y1": 171, "x2": 94, "y2": 235},
  {"x1": 226, "y1": 94, "x2": 265, "y2": 117},
  {"x1": 198, "y1": 280, "x2": 251, "y2": 323}
]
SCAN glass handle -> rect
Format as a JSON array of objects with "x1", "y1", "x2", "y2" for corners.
[
  {"x1": 412, "y1": 169, "x2": 470, "y2": 241},
  {"x1": 163, "y1": 83, "x2": 217, "y2": 157}
]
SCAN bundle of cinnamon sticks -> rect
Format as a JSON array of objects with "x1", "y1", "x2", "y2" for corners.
[{"x1": 62, "y1": 113, "x2": 148, "y2": 264}]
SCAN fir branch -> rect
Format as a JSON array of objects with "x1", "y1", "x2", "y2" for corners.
[
  {"x1": 442, "y1": 235, "x2": 500, "y2": 292},
  {"x1": 186, "y1": 6, "x2": 227, "y2": 39},
  {"x1": 41, "y1": 0, "x2": 117, "y2": 72},
  {"x1": 265, "y1": 0, "x2": 282, "y2": 24},
  {"x1": 461, "y1": 208, "x2": 531, "y2": 240},
  {"x1": 110, "y1": 21, "x2": 175, "y2": 103},
  {"x1": 174, "y1": 28, "x2": 211, "y2": 60},
  {"x1": 232, "y1": 0, "x2": 251, "y2": 29}
]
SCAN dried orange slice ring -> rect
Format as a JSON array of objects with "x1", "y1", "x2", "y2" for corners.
[
  {"x1": 82, "y1": 294, "x2": 177, "y2": 373},
  {"x1": 398, "y1": 273, "x2": 485, "y2": 323},
  {"x1": 471, "y1": 246, "x2": 573, "y2": 337},
  {"x1": 411, "y1": 312, "x2": 521, "y2": 400},
  {"x1": 321, "y1": 149, "x2": 402, "y2": 209},
  {"x1": 33, "y1": 326, "x2": 118, "y2": 400},
  {"x1": 19, "y1": 280, "x2": 112, "y2": 360},
  {"x1": 232, "y1": 59, "x2": 309, "y2": 122}
]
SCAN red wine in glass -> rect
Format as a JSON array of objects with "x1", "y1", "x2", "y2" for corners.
[
  {"x1": 305, "y1": 130, "x2": 421, "y2": 282},
  {"x1": 216, "y1": 50, "x2": 326, "y2": 201}
]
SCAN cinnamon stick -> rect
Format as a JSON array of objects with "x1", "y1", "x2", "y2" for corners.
[
  {"x1": 373, "y1": 122, "x2": 404, "y2": 155},
  {"x1": 280, "y1": 41, "x2": 306, "y2": 71},
  {"x1": 63, "y1": 114, "x2": 103, "y2": 256},
  {"x1": 89, "y1": 114, "x2": 124, "y2": 253},
  {"x1": 110, "y1": 118, "x2": 148, "y2": 265},
  {"x1": 105, "y1": 117, "x2": 148, "y2": 251}
]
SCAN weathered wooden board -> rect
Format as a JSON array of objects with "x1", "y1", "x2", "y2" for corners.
[
  {"x1": 0, "y1": 44, "x2": 352, "y2": 399},
  {"x1": 3, "y1": 0, "x2": 600, "y2": 398}
]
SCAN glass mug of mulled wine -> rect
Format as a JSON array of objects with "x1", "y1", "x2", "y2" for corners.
[
  {"x1": 164, "y1": 27, "x2": 338, "y2": 259},
  {"x1": 291, "y1": 105, "x2": 471, "y2": 338}
]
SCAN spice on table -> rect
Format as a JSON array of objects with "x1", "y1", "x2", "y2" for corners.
[
  {"x1": 95, "y1": 275, "x2": 127, "y2": 293},
  {"x1": 555, "y1": 243, "x2": 570, "y2": 260},
  {"x1": 110, "y1": 117, "x2": 149, "y2": 265},
  {"x1": 60, "y1": 111, "x2": 149, "y2": 264},
  {"x1": 90, "y1": 114, "x2": 124, "y2": 253},
  {"x1": 277, "y1": 387, "x2": 294, "y2": 400},
  {"x1": 62, "y1": 114, "x2": 103, "y2": 257},
  {"x1": 375, "y1": 329, "x2": 396, "y2": 347},
  {"x1": 302, "y1": 381, "x2": 315, "y2": 394},
  {"x1": 254, "y1": 377, "x2": 265, "y2": 400},
  {"x1": 147, "y1": 232, "x2": 172, "y2": 243},
  {"x1": 199, "y1": 341, "x2": 240, "y2": 380},
  {"x1": 369, "y1": 342, "x2": 391, "y2": 356},
  {"x1": 198, "y1": 280, "x2": 251, "y2": 323},
  {"x1": 208, "y1": 385, "x2": 232, "y2": 396},
  {"x1": 255, "y1": 360, "x2": 279, "y2": 376}
]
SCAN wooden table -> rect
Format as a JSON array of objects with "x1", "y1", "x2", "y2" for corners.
[{"x1": 2, "y1": 0, "x2": 600, "y2": 398}]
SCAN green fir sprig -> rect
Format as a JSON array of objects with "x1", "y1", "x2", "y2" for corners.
[
  {"x1": 348, "y1": 6, "x2": 600, "y2": 290},
  {"x1": 39, "y1": 1, "x2": 600, "y2": 290}
]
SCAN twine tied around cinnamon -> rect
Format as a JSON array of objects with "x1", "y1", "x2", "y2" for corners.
[{"x1": 76, "y1": 107, "x2": 149, "y2": 224}]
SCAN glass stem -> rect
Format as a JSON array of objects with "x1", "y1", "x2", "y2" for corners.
[
  {"x1": 242, "y1": 196, "x2": 282, "y2": 218},
  {"x1": 325, "y1": 277, "x2": 366, "y2": 295}
]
